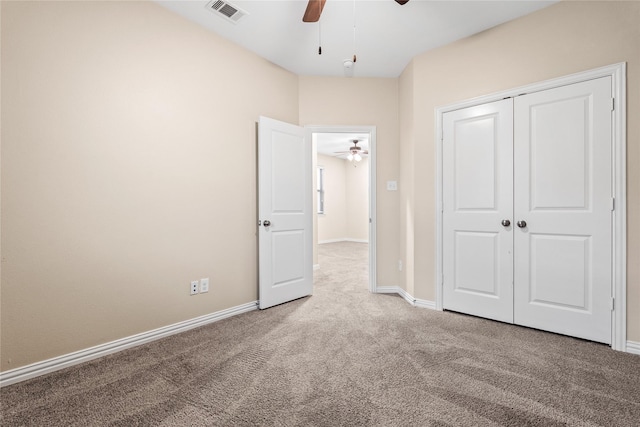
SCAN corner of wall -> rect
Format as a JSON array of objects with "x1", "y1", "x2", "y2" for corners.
[{"x1": 398, "y1": 59, "x2": 416, "y2": 295}]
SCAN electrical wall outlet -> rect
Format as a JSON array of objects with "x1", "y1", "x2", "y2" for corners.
[
  {"x1": 200, "y1": 278, "x2": 209, "y2": 293},
  {"x1": 398, "y1": 260, "x2": 403, "y2": 271},
  {"x1": 190, "y1": 280, "x2": 199, "y2": 296}
]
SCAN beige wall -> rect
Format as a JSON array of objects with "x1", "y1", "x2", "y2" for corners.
[
  {"x1": 317, "y1": 154, "x2": 347, "y2": 242},
  {"x1": 0, "y1": 1, "x2": 299, "y2": 370},
  {"x1": 317, "y1": 154, "x2": 369, "y2": 243},
  {"x1": 399, "y1": 57, "x2": 415, "y2": 296},
  {"x1": 399, "y1": 1, "x2": 640, "y2": 341},
  {"x1": 345, "y1": 157, "x2": 369, "y2": 242},
  {"x1": 0, "y1": 0, "x2": 3, "y2": 361},
  {"x1": 299, "y1": 77, "x2": 399, "y2": 287}
]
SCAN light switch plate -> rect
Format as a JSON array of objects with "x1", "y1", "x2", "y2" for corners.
[
  {"x1": 200, "y1": 278, "x2": 209, "y2": 293},
  {"x1": 387, "y1": 180, "x2": 398, "y2": 191}
]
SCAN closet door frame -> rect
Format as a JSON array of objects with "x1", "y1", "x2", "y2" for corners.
[{"x1": 435, "y1": 63, "x2": 627, "y2": 352}]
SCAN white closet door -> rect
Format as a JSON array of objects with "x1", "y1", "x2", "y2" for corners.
[
  {"x1": 513, "y1": 77, "x2": 613, "y2": 344},
  {"x1": 442, "y1": 99, "x2": 514, "y2": 323}
]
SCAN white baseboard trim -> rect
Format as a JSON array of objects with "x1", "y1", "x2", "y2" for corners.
[
  {"x1": 414, "y1": 298, "x2": 437, "y2": 310},
  {"x1": 313, "y1": 264, "x2": 320, "y2": 270},
  {"x1": 318, "y1": 238, "x2": 369, "y2": 244},
  {"x1": 626, "y1": 340, "x2": 640, "y2": 355},
  {"x1": 376, "y1": 285, "x2": 402, "y2": 294},
  {"x1": 0, "y1": 301, "x2": 258, "y2": 388},
  {"x1": 318, "y1": 239, "x2": 340, "y2": 244},
  {"x1": 375, "y1": 286, "x2": 437, "y2": 310},
  {"x1": 396, "y1": 287, "x2": 417, "y2": 305},
  {"x1": 381, "y1": 287, "x2": 635, "y2": 352},
  {"x1": 344, "y1": 238, "x2": 368, "y2": 243}
]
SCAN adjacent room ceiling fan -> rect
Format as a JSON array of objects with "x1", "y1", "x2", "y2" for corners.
[
  {"x1": 334, "y1": 139, "x2": 369, "y2": 162},
  {"x1": 303, "y1": 0, "x2": 409, "y2": 22}
]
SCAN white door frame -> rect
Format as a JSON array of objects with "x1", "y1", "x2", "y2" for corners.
[
  {"x1": 306, "y1": 125, "x2": 377, "y2": 293},
  {"x1": 435, "y1": 63, "x2": 627, "y2": 351}
]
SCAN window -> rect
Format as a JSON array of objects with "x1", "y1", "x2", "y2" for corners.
[{"x1": 317, "y1": 167, "x2": 325, "y2": 214}]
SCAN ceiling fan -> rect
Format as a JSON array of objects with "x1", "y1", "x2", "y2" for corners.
[
  {"x1": 303, "y1": 0, "x2": 409, "y2": 23},
  {"x1": 334, "y1": 139, "x2": 369, "y2": 162}
]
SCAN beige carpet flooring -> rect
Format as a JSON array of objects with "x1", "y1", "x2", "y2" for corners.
[{"x1": 1, "y1": 241, "x2": 639, "y2": 426}]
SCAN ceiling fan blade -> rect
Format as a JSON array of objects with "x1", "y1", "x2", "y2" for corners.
[
  {"x1": 395, "y1": 0, "x2": 410, "y2": 5},
  {"x1": 303, "y1": 0, "x2": 326, "y2": 23}
]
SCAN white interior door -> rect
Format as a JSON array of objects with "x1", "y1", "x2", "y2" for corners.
[
  {"x1": 442, "y1": 99, "x2": 514, "y2": 323},
  {"x1": 513, "y1": 77, "x2": 613, "y2": 343},
  {"x1": 258, "y1": 116, "x2": 312, "y2": 309}
]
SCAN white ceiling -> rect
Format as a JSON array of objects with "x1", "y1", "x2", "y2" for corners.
[
  {"x1": 316, "y1": 132, "x2": 369, "y2": 159},
  {"x1": 157, "y1": 0, "x2": 557, "y2": 78}
]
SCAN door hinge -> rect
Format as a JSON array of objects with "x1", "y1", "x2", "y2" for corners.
[
  {"x1": 611, "y1": 197, "x2": 615, "y2": 211},
  {"x1": 611, "y1": 98, "x2": 615, "y2": 111},
  {"x1": 610, "y1": 297, "x2": 615, "y2": 311}
]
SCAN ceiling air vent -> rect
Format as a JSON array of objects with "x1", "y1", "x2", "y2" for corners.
[{"x1": 205, "y1": 0, "x2": 249, "y2": 24}]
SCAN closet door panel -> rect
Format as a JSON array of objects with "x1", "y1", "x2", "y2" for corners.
[
  {"x1": 513, "y1": 77, "x2": 612, "y2": 344},
  {"x1": 443, "y1": 99, "x2": 514, "y2": 323}
]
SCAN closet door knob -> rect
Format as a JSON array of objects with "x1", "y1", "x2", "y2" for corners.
[
  {"x1": 517, "y1": 220, "x2": 527, "y2": 228},
  {"x1": 263, "y1": 220, "x2": 271, "y2": 227},
  {"x1": 501, "y1": 219, "x2": 511, "y2": 227}
]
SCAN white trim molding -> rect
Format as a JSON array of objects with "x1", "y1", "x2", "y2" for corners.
[
  {"x1": 626, "y1": 341, "x2": 640, "y2": 356},
  {"x1": 414, "y1": 298, "x2": 437, "y2": 310},
  {"x1": 0, "y1": 301, "x2": 258, "y2": 387},
  {"x1": 318, "y1": 239, "x2": 343, "y2": 244},
  {"x1": 377, "y1": 286, "x2": 414, "y2": 305},
  {"x1": 318, "y1": 238, "x2": 369, "y2": 244},
  {"x1": 396, "y1": 287, "x2": 416, "y2": 305},
  {"x1": 376, "y1": 286, "x2": 436, "y2": 310},
  {"x1": 376, "y1": 286, "x2": 402, "y2": 295},
  {"x1": 435, "y1": 63, "x2": 627, "y2": 352}
]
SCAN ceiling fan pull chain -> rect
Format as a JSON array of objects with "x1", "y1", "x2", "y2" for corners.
[
  {"x1": 352, "y1": 0, "x2": 357, "y2": 62},
  {"x1": 318, "y1": 19, "x2": 322, "y2": 55}
]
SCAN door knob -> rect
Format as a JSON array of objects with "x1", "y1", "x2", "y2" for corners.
[
  {"x1": 517, "y1": 220, "x2": 527, "y2": 228},
  {"x1": 501, "y1": 219, "x2": 511, "y2": 227},
  {"x1": 263, "y1": 220, "x2": 271, "y2": 227}
]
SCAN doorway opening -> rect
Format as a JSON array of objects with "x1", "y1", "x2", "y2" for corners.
[{"x1": 307, "y1": 126, "x2": 376, "y2": 293}]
